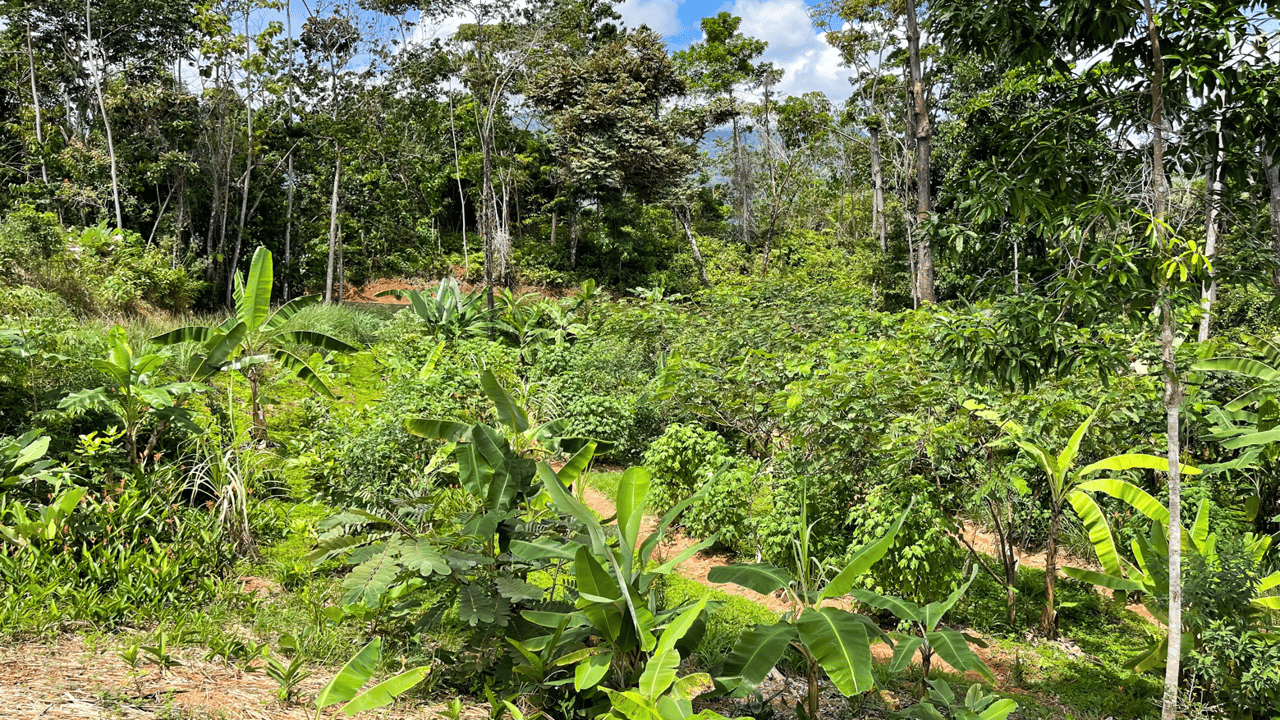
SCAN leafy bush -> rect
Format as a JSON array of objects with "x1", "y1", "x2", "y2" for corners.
[
  {"x1": 565, "y1": 394, "x2": 637, "y2": 461},
  {"x1": 643, "y1": 422, "x2": 728, "y2": 514},
  {"x1": 845, "y1": 479, "x2": 965, "y2": 604},
  {"x1": 680, "y1": 460, "x2": 768, "y2": 555}
]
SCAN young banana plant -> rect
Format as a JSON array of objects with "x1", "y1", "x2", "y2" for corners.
[
  {"x1": 58, "y1": 326, "x2": 206, "y2": 465},
  {"x1": 705, "y1": 502, "x2": 911, "y2": 718},
  {"x1": 1011, "y1": 408, "x2": 1198, "y2": 638},
  {"x1": 1064, "y1": 476, "x2": 1279, "y2": 672},
  {"x1": 152, "y1": 246, "x2": 356, "y2": 437},
  {"x1": 850, "y1": 567, "x2": 994, "y2": 694},
  {"x1": 313, "y1": 638, "x2": 428, "y2": 719}
]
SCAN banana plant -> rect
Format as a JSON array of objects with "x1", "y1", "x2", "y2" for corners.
[
  {"x1": 1009, "y1": 409, "x2": 1198, "y2": 638},
  {"x1": 58, "y1": 326, "x2": 206, "y2": 465},
  {"x1": 850, "y1": 568, "x2": 994, "y2": 694},
  {"x1": 596, "y1": 597, "x2": 745, "y2": 720},
  {"x1": 152, "y1": 247, "x2": 356, "y2": 436},
  {"x1": 891, "y1": 679, "x2": 1017, "y2": 720},
  {"x1": 705, "y1": 502, "x2": 911, "y2": 718},
  {"x1": 526, "y1": 464, "x2": 721, "y2": 696},
  {"x1": 1064, "y1": 476, "x2": 1279, "y2": 672},
  {"x1": 313, "y1": 638, "x2": 429, "y2": 719}
]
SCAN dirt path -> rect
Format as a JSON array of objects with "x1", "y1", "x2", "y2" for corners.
[
  {"x1": 342, "y1": 274, "x2": 575, "y2": 304},
  {"x1": 0, "y1": 635, "x2": 479, "y2": 720}
]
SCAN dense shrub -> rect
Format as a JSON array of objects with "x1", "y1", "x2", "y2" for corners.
[
  {"x1": 565, "y1": 394, "x2": 637, "y2": 461},
  {"x1": 643, "y1": 422, "x2": 728, "y2": 515},
  {"x1": 680, "y1": 459, "x2": 768, "y2": 555}
]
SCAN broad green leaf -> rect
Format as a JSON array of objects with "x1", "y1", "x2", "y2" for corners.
[
  {"x1": 200, "y1": 321, "x2": 247, "y2": 377},
  {"x1": 616, "y1": 467, "x2": 650, "y2": 556},
  {"x1": 848, "y1": 589, "x2": 921, "y2": 623},
  {"x1": 706, "y1": 563, "x2": 791, "y2": 596},
  {"x1": 264, "y1": 294, "x2": 321, "y2": 330},
  {"x1": 276, "y1": 330, "x2": 358, "y2": 353},
  {"x1": 979, "y1": 699, "x2": 1019, "y2": 720},
  {"x1": 480, "y1": 370, "x2": 529, "y2": 433},
  {"x1": 304, "y1": 535, "x2": 366, "y2": 564},
  {"x1": 657, "y1": 597, "x2": 708, "y2": 654},
  {"x1": 555, "y1": 442, "x2": 596, "y2": 487},
  {"x1": 540, "y1": 462, "x2": 607, "y2": 556},
  {"x1": 1191, "y1": 498, "x2": 1210, "y2": 550},
  {"x1": 418, "y1": 340, "x2": 446, "y2": 379},
  {"x1": 400, "y1": 540, "x2": 451, "y2": 576},
  {"x1": 404, "y1": 418, "x2": 472, "y2": 442},
  {"x1": 1074, "y1": 478, "x2": 1170, "y2": 524},
  {"x1": 822, "y1": 500, "x2": 912, "y2": 599},
  {"x1": 315, "y1": 639, "x2": 381, "y2": 711},
  {"x1": 796, "y1": 608, "x2": 874, "y2": 696},
  {"x1": 240, "y1": 246, "x2": 273, "y2": 331},
  {"x1": 718, "y1": 622, "x2": 797, "y2": 696},
  {"x1": 272, "y1": 348, "x2": 337, "y2": 399},
  {"x1": 926, "y1": 629, "x2": 994, "y2": 683},
  {"x1": 1191, "y1": 357, "x2": 1280, "y2": 382},
  {"x1": 574, "y1": 651, "x2": 612, "y2": 691},
  {"x1": 1223, "y1": 427, "x2": 1280, "y2": 450},
  {"x1": 638, "y1": 648, "x2": 680, "y2": 700},
  {"x1": 13, "y1": 436, "x2": 49, "y2": 468},
  {"x1": 1067, "y1": 491, "x2": 1122, "y2": 579},
  {"x1": 1079, "y1": 453, "x2": 1200, "y2": 476},
  {"x1": 340, "y1": 666, "x2": 429, "y2": 716},
  {"x1": 923, "y1": 567, "x2": 978, "y2": 631},
  {"x1": 1061, "y1": 566, "x2": 1143, "y2": 593},
  {"x1": 1014, "y1": 440, "x2": 1057, "y2": 486},
  {"x1": 1056, "y1": 411, "x2": 1097, "y2": 481},
  {"x1": 150, "y1": 325, "x2": 214, "y2": 346},
  {"x1": 651, "y1": 535, "x2": 720, "y2": 575},
  {"x1": 669, "y1": 673, "x2": 713, "y2": 701},
  {"x1": 887, "y1": 632, "x2": 925, "y2": 673}
]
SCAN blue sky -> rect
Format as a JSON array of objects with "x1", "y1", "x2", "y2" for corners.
[{"x1": 615, "y1": 0, "x2": 851, "y2": 101}]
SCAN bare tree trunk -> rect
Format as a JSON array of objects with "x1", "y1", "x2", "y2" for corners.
[
  {"x1": 285, "y1": 150, "x2": 294, "y2": 299},
  {"x1": 86, "y1": 0, "x2": 123, "y2": 230},
  {"x1": 870, "y1": 124, "x2": 886, "y2": 252},
  {"x1": 227, "y1": 11, "x2": 255, "y2": 307},
  {"x1": 569, "y1": 205, "x2": 579, "y2": 268},
  {"x1": 448, "y1": 93, "x2": 469, "y2": 277},
  {"x1": 1199, "y1": 125, "x2": 1223, "y2": 342},
  {"x1": 324, "y1": 148, "x2": 342, "y2": 303},
  {"x1": 1141, "y1": 3, "x2": 1182, "y2": 716},
  {"x1": 759, "y1": 74, "x2": 778, "y2": 277},
  {"x1": 1265, "y1": 150, "x2": 1280, "y2": 287},
  {"x1": 26, "y1": 23, "x2": 49, "y2": 186},
  {"x1": 906, "y1": 0, "x2": 934, "y2": 303},
  {"x1": 676, "y1": 206, "x2": 710, "y2": 287},
  {"x1": 550, "y1": 210, "x2": 557, "y2": 245}
]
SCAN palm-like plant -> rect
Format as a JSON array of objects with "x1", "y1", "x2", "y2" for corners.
[
  {"x1": 58, "y1": 326, "x2": 206, "y2": 465},
  {"x1": 1064, "y1": 480, "x2": 1276, "y2": 671},
  {"x1": 1010, "y1": 409, "x2": 1199, "y2": 638},
  {"x1": 151, "y1": 247, "x2": 356, "y2": 436},
  {"x1": 377, "y1": 277, "x2": 503, "y2": 341}
]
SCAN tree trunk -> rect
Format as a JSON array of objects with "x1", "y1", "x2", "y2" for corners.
[
  {"x1": 870, "y1": 124, "x2": 886, "y2": 252},
  {"x1": 1265, "y1": 150, "x2": 1280, "y2": 287},
  {"x1": 733, "y1": 106, "x2": 750, "y2": 247},
  {"x1": 226, "y1": 10, "x2": 255, "y2": 307},
  {"x1": 249, "y1": 369, "x2": 266, "y2": 439},
  {"x1": 905, "y1": 0, "x2": 934, "y2": 303},
  {"x1": 676, "y1": 206, "x2": 710, "y2": 287},
  {"x1": 87, "y1": 10, "x2": 123, "y2": 230},
  {"x1": 324, "y1": 148, "x2": 342, "y2": 303},
  {"x1": 759, "y1": 75, "x2": 778, "y2": 277},
  {"x1": 285, "y1": 150, "x2": 294, "y2": 300},
  {"x1": 550, "y1": 210, "x2": 557, "y2": 246},
  {"x1": 570, "y1": 206, "x2": 579, "y2": 269},
  {"x1": 1141, "y1": 3, "x2": 1181, "y2": 716},
  {"x1": 1199, "y1": 126, "x2": 1223, "y2": 342},
  {"x1": 1043, "y1": 506, "x2": 1059, "y2": 638},
  {"x1": 26, "y1": 22, "x2": 49, "y2": 187},
  {"x1": 448, "y1": 93, "x2": 468, "y2": 276}
]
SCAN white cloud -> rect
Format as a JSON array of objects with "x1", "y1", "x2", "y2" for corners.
[
  {"x1": 616, "y1": 0, "x2": 683, "y2": 38},
  {"x1": 724, "y1": 0, "x2": 852, "y2": 104}
]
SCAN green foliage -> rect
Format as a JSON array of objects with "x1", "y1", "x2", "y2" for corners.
[
  {"x1": 565, "y1": 393, "x2": 636, "y2": 461},
  {"x1": 846, "y1": 479, "x2": 965, "y2": 604},
  {"x1": 892, "y1": 680, "x2": 1017, "y2": 720},
  {"x1": 644, "y1": 423, "x2": 729, "y2": 516},
  {"x1": 314, "y1": 638, "x2": 430, "y2": 719},
  {"x1": 680, "y1": 460, "x2": 766, "y2": 555}
]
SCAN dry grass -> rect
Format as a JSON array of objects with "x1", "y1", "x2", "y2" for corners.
[{"x1": 0, "y1": 635, "x2": 487, "y2": 720}]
